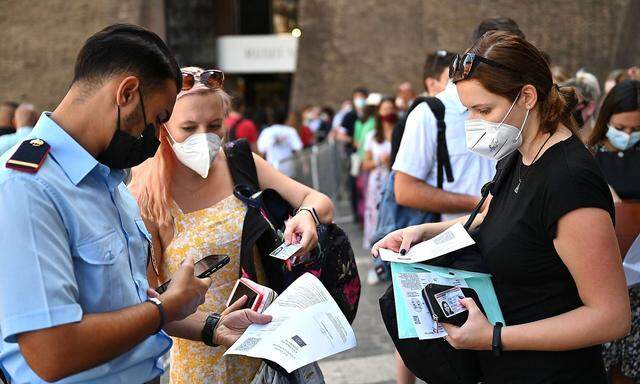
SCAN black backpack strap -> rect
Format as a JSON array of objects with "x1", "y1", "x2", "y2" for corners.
[
  {"x1": 422, "y1": 97, "x2": 453, "y2": 189},
  {"x1": 223, "y1": 139, "x2": 260, "y2": 191},
  {"x1": 462, "y1": 152, "x2": 518, "y2": 230},
  {"x1": 391, "y1": 97, "x2": 430, "y2": 164},
  {"x1": 227, "y1": 117, "x2": 245, "y2": 142}
]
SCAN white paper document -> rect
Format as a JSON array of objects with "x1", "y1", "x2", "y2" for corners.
[
  {"x1": 379, "y1": 222, "x2": 475, "y2": 264},
  {"x1": 624, "y1": 235, "x2": 640, "y2": 287},
  {"x1": 396, "y1": 271, "x2": 467, "y2": 339},
  {"x1": 224, "y1": 273, "x2": 357, "y2": 373}
]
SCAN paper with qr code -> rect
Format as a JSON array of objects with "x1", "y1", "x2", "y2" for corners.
[
  {"x1": 379, "y1": 222, "x2": 475, "y2": 264},
  {"x1": 225, "y1": 273, "x2": 357, "y2": 372},
  {"x1": 396, "y1": 271, "x2": 467, "y2": 339}
]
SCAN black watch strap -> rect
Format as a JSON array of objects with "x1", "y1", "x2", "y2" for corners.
[
  {"x1": 202, "y1": 313, "x2": 222, "y2": 347},
  {"x1": 492, "y1": 322, "x2": 504, "y2": 357}
]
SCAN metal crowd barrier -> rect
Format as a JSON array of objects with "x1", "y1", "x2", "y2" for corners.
[{"x1": 278, "y1": 141, "x2": 353, "y2": 222}]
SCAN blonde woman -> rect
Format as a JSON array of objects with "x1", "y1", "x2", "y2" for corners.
[{"x1": 130, "y1": 67, "x2": 334, "y2": 383}]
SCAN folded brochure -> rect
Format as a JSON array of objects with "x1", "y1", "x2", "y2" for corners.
[{"x1": 225, "y1": 273, "x2": 357, "y2": 373}]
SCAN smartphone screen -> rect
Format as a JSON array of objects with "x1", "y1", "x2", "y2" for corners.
[
  {"x1": 155, "y1": 254, "x2": 230, "y2": 293},
  {"x1": 227, "y1": 280, "x2": 259, "y2": 309}
]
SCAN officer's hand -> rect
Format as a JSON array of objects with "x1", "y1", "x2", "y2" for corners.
[
  {"x1": 213, "y1": 296, "x2": 272, "y2": 347},
  {"x1": 160, "y1": 256, "x2": 212, "y2": 323}
]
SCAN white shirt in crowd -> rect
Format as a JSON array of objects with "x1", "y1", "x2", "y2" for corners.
[
  {"x1": 258, "y1": 124, "x2": 303, "y2": 177},
  {"x1": 392, "y1": 82, "x2": 496, "y2": 222}
]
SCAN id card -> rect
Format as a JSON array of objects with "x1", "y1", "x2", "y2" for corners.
[
  {"x1": 434, "y1": 286, "x2": 466, "y2": 318},
  {"x1": 269, "y1": 243, "x2": 303, "y2": 260}
]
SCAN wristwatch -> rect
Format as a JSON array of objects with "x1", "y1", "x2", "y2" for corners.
[
  {"x1": 202, "y1": 313, "x2": 222, "y2": 347},
  {"x1": 146, "y1": 297, "x2": 166, "y2": 334},
  {"x1": 492, "y1": 322, "x2": 504, "y2": 357}
]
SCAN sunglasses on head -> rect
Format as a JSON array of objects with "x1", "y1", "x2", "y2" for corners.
[
  {"x1": 449, "y1": 52, "x2": 520, "y2": 83},
  {"x1": 181, "y1": 69, "x2": 225, "y2": 91}
]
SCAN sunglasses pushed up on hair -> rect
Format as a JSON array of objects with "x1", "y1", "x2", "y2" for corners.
[
  {"x1": 449, "y1": 52, "x2": 520, "y2": 83},
  {"x1": 181, "y1": 69, "x2": 225, "y2": 91}
]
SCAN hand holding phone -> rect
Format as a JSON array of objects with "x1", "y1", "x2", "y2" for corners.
[{"x1": 156, "y1": 254, "x2": 230, "y2": 294}]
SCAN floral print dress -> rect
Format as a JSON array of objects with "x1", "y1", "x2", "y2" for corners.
[{"x1": 161, "y1": 195, "x2": 262, "y2": 384}]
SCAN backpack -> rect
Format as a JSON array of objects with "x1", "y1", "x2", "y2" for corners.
[
  {"x1": 378, "y1": 153, "x2": 518, "y2": 384},
  {"x1": 227, "y1": 117, "x2": 245, "y2": 142},
  {"x1": 224, "y1": 139, "x2": 361, "y2": 323},
  {"x1": 371, "y1": 96, "x2": 454, "y2": 246}
]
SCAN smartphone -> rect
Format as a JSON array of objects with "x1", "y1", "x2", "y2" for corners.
[
  {"x1": 226, "y1": 279, "x2": 260, "y2": 310},
  {"x1": 155, "y1": 254, "x2": 230, "y2": 294}
]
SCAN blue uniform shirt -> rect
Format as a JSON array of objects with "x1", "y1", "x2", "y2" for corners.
[{"x1": 0, "y1": 113, "x2": 172, "y2": 383}]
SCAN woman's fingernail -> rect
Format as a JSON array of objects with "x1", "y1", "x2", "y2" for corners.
[{"x1": 400, "y1": 249, "x2": 407, "y2": 255}]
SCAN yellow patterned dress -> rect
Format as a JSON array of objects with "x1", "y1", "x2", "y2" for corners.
[{"x1": 161, "y1": 195, "x2": 262, "y2": 384}]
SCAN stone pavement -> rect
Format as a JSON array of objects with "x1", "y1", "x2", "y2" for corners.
[{"x1": 317, "y1": 221, "x2": 426, "y2": 384}]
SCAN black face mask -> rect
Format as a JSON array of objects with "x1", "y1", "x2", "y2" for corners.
[{"x1": 98, "y1": 89, "x2": 160, "y2": 169}]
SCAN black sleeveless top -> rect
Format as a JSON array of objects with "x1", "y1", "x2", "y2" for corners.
[{"x1": 477, "y1": 135, "x2": 614, "y2": 383}]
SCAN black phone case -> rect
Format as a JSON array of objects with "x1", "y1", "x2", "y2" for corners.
[
  {"x1": 422, "y1": 283, "x2": 485, "y2": 327},
  {"x1": 155, "y1": 255, "x2": 230, "y2": 294}
]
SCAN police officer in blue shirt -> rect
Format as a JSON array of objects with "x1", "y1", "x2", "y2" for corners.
[{"x1": 0, "y1": 24, "x2": 271, "y2": 384}]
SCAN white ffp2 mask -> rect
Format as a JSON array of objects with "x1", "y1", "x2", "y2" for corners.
[
  {"x1": 165, "y1": 128, "x2": 221, "y2": 178},
  {"x1": 464, "y1": 95, "x2": 529, "y2": 161}
]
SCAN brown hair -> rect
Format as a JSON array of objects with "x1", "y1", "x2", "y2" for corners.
[{"x1": 465, "y1": 31, "x2": 578, "y2": 135}]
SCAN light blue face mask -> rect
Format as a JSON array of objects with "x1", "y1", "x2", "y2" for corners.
[{"x1": 606, "y1": 124, "x2": 640, "y2": 151}]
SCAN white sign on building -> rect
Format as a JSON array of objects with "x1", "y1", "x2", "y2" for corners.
[{"x1": 216, "y1": 35, "x2": 299, "y2": 74}]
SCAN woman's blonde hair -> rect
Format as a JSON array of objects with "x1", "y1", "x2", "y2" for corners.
[{"x1": 131, "y1": 67, "x2": 231, "y2": 227}]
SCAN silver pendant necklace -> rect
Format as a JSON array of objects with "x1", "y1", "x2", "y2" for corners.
[{"x1": 514, "y1": 133, "x2": 553, "y2": 194}]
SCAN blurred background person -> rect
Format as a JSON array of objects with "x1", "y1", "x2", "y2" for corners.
[
  {"x1": 224, "y1": 96, "x2": 259, "y2": 153},
  {"x1": 0, "y1": 101, "x2": 18, "y2": 136},
  {"x1": 605, "y1": 69, "x2": 631, "y2": 96},
  {"x1": 395, "y1": 81, "x2": 416, "y2": 118},
  {"x1": 315, "y1": 106, "x2": 334, "y2": 143},
  {"x1": 353, "y1": 92, "x2": 380, "y2": 224},
  {"x1": 258, "y1": 107, "x2": 303, "y2": 177},
  {"x1": 0, "y1": 103, "x2": 38, "y2": 155},
  {"x1": 422, "y1": 50, "x2": 456, "y2": 97},
  {"x1": 589, "y1": 79, "x2": 640, "y2": 384},
  {"x1": 551, "y1": 65, "x2": 571, "y2": 84},
  {"x1": 286, "y1": 108, "x2": 315, "y2": 148},
  {"x1": 361, "y1": 96, "x2": 396, "y2": 284},
  {"x1": 563, "y1": 69, "x2": 602, "y2": 142},
  {"x1": 588, "y1": 79, "x2": 640, "y2": 202}
]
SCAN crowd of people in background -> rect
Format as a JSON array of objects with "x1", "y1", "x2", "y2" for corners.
[{"x1": 1, "y1": 15, "x2": 639, "y2": 384}]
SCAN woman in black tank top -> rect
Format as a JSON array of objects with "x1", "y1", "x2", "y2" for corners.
[{"x1": 373, "y1": 32, "x2": 631, "y2": 383}]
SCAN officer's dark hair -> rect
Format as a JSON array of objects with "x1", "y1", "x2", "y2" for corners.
[
  {"x1": 72, "y1": 24, "x2": 181, "y2": 93},
  {"x1": 473, "y1": 17, "x2": 525, "y2": 41}
]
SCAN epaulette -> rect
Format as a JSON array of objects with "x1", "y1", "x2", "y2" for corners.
[{"x1": 6, "y1": 139, "x2": 50, "y2": 173}]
